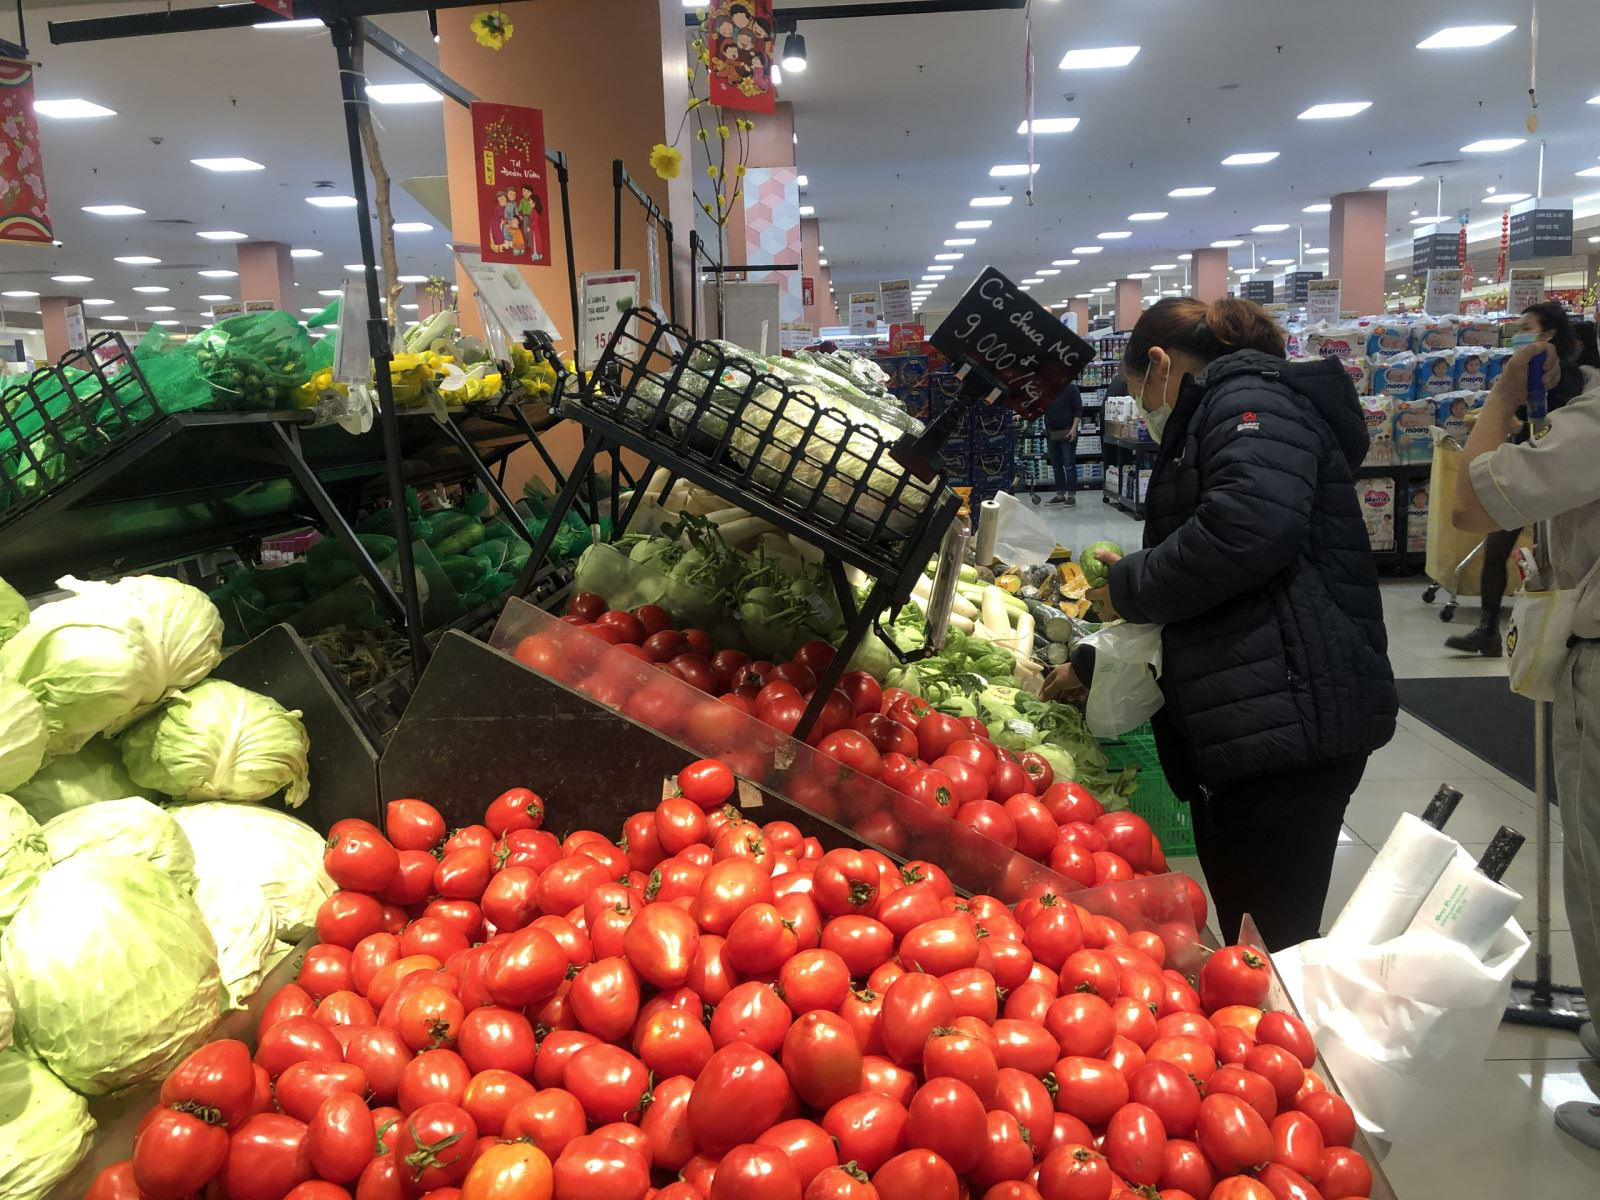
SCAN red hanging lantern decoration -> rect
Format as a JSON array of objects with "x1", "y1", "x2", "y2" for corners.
[
  {"x1": 1458, "y1": 216, "x2": 1468, "y2": 269},
  {"x1": 1498, "y1": 210, "x2": 1509, "y2": 282}
]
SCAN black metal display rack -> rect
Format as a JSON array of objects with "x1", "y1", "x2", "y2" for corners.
[
  {"x1": 612, "y1": 159, "x2": 679, "y2": 326},
  {"x1": 1355, "y1": 461, "x2": 1430, "y2": 572},
  {"x1": 512, "y1": 307, "x2": 961, "y2": 738}
]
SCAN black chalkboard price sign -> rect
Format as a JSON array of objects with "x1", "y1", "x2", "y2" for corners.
[{"x1": 892, "y1": 267, "x2": 1095, "y2": 479}]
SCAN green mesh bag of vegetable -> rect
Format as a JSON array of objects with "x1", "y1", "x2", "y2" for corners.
[
  {"x1": 191, "y1": 311, "x2": 312, "y2": 411},
  {"x1": 305, "y1": 299, "x2": 340, "y2": 373},
  {"x1": 129, "y1": 327, "x2": 214, "y2": 417}
]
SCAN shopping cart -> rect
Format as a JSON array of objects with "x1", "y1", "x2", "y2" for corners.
[{"x1": 1419, "y1": 428, "x2": 1529, "y2": 621}]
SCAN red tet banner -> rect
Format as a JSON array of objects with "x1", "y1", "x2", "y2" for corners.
[
  {"x1": 471, "y1": 101, "x2": 552, "y2": 268},
  {"x1": 0, "y1": 59, "x2": 53, "y2": 245},
  {"x1": 251, "y1": 0, "x2": 296, "y2": 16},
  {"x1": 708, "y1": 0, "x2": 776, "y2": 114}
]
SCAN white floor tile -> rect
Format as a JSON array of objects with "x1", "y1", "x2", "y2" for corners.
[
  {"x1": 1321, "y1": 843, "x2": 1379, "y2": 929},
  {"x1": 1363, "y1": 729, "x2": 1487, "y2": 784},
  {"x1": 1344, "y1": 778, "x2": 1544, "y2": 849}
]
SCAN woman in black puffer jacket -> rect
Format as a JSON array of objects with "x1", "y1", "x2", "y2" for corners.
[{"x1": 1091, "y1": 297, "x2": 1397, "y2": 950}]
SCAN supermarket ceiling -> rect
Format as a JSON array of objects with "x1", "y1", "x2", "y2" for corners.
[{"x1": 3, "y1": 1, "x2": 1599, "y2": 333}]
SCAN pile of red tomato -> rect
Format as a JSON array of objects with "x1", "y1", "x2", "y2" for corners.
[
  {"x1": 547, "y1": 595, "x2": 1199, "y2": 913},
  {"x1": 88, "y1": 757, "x2": 1374, "y2": 1200}
]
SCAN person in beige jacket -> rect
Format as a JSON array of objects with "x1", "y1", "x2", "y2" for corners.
[{"x1": 1454, "y1": 340, "x2": 1600, "y2": 1151}]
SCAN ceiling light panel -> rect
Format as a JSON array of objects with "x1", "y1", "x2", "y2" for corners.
[
  {"x1": 934, "y1": 252, "x2": 964, "y2": 260},
  {"x1": 82, "y1": 298, "x2": 114, "y2": 306},
  {"x1": 1018, "y1": 117, "x2": 1079, "y2": 134},
  {"x1": 1416, "y1": 25, "x2": 1515, "y2": 49},
  {"x1": 1059, "y1": 45, "x2": 1140, "y2": 69},
  {"x1": 366, "y1": 83, "x2": 442, "y2": 104},
  {"x1": 1, "y1": 290, "x2": 38, "y2": 298},
  {"x1": 1097, "y1": 231, "x2": 1131, "y2": 239},
  {"x1": 799, "y1": 205, "x2": 815, "y2": 216},
  {"x1": 290, "y1": 248, "x2": 323, "y2": 258},
  {"x1": 944, "y1": 238, "x2": 976, "y2": 246},
  {"x1": 132, "y1": 286, "x2": 170, "y2": 294},
  {"x1": 1071, "y1": 246, "x2": 1103, "y2": 254},
  {"x1": 970, "y1": 196, "x2": 1012, "y2": 207},
  {"x1": 1369, "y1": 175, "x2": 1424, "y2": 187},
  {"x1": 198, "y1": 294, "x2": 231, "y2": 302},
  {"x1": 1210, "y1": 239, "x2": 1243, "y2": 248},
  {"x1": 1251, "y1": 223, "x2": 1290, "y2": 232},
  {"x1": 198, "y1": 269, "x2": 237, "y2": 278},
  {"x1": 1460, "y1": 138, "x2": 1525, "y2": 153},
  {"x1": 50, "y1": 275, "x2": 93, "y2": 283},
  {"x1": 1150, "y1": 263, "x2": 1177, "y2": 270},
  {"x1": 955, "y1": 219, "x2": 992, "y2": 229},
  {"x1": 197, "y1": 230, "x2": 247, "y2": 240},
  {"x1": 191, "y1": 157, "x2": 264, "y2": 172},
  {"x1": 144, "y1": 305, "x2": 174, "y2": 313},
  {"x1": 1222, "y1": 152, "x2": 1278, "y2": 165},
  {"x1": 1302, "y1": 202, "x2": 1332, "y2": 213},
  {"x1": 33, "y1": 98, "x2": 116, "y2": 118},
  {"x1": 989, "y1": 164, "x2": 1040, "y2": 177},
  {"x1": 1297, "y1": 101, "x2": 1371, "y2": 119},
  {"x1": 82, "y1": 204, "x2": 144, "y2": 216},
  {"x1": 115, "y1": 255, "x2": 160, "y2": 265},
  {"x1": 1168, "y1": 186, "x2": 1215, "y2": 197},
  {"x1": 392, "y1": 222, "x2": 433, "y2": 233},
  {"x1": 1128, "y1": 211, "x2": 1167, "y2": 221},
  {"x1": 1052, "y1": 259, "x2": 1079, "y2": 266},
  {"x1": 306, "y1": 195, "x2": 358, "y2": 208}
]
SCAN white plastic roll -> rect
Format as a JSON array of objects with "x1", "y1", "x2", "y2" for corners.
[
  {"x1": 1328, "y1": 812, "x2": 1459, "y2": 946},
  {"x1": 974, "y1": 499, "x2": 1001, "y2": 566},
  {"x1": 1404, "y1": 853, "x2": 1522, "y2": 960}
]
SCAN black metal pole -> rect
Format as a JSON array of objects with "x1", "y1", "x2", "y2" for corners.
[
  {"x1": 690, "y1": 230, "x2": 700, "y2": 339},
  {"x1": 665, "y1": 219, "x2": 678, "y2": 327},
  {"x1": 555, "y1": 154, "x2": 583, "y2": 381},
  {"x1": 332, "y1": 17, "x2": 427, "y2": 682},
  {"x1": 612, "y1": 159, "x2": 625, "y2": 272}
]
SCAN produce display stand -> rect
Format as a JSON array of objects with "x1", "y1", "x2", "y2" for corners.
[
  {"x1": 508, "y1": 310, "x2": 961, "y2": 738},
  {"x1": 47, "y1": 0, "x2": 587, "y2": 682},
  {"x1": 612, "y1": 158, "x2": 680, "y2": 326}
]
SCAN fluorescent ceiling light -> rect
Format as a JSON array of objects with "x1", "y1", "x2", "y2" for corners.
[
  {"x1": 83, "y1": 298, "x2": 114, "y2": 306},
  {"x1": 1037, "y1": 269, "x2": 1060, "y2": 276},
  {"x1": 254, "y1": 17, "x2": 324, "y2": 28},
  {"x1": 1168, "y1": 186, "x2": 1215, "y2": 197},
  {"x1": 132, "y1": 285, "x2": 170, "y2": 294},
  {"x1": 1576, "y1": 167, "x2": 1600, "y2": 178},
  {"x1": 1018, "y1": 117, "x2": 1079, "y2": 134},
  {"x1": 1252, "y1": 223, "x2": 1290, "y2": 232},
  {"x1": 1021, "y1": 278, "x2": 1043, "y2": 284},
  {"x1": 198, "y1": 294, "x2": 231, "y2": 302},
  {"x1": 1305, "y1": 247, "x2": 1328, "y2": 255},
  {"x1": 944, "y1": 238, "x2": 976, "y2": 246},
  {"x1": 1052, "y1": 258, "x2": 1080, "y2": 266},
  {"x1": 934, "y1": 252, "x2": 963, "y2": 261},
  {"x1": 1589, "y1": 94, "x2": 1600, "y2": 105},
  {"x1": 1417, "y1": 25, "x2": 1515, "y2": 50},
  {"x1": 920, "y1": 275, "x2": 942, "y2": 282},
  {"x1": 343, "y1": 263, "x2": 378, "y2": 271},
  {"x1": 1302, "y1": 202, "x2": 1332, "y2": 213},
  {"x1": 1409, "y1": 214, "x2": 1447, "y2": 225},
  {"x1": 1059, "y1": 45, "x2": 1140, "y2": 69},
  {"x1": 1091, "y1": 287, "x2": 1112, "y2": 293},
  {"x1": 1097, "y1": 231, "x2": 1131, "y2": 239},
  {"x1": 1297, "y1": 101, "x2": 1371, "y2": 120},
  {"x1": 1128, "y1": 211, "x2": 1167, "y2": 221},
  {"x1": 197, "y1": 230, "x2": 247, "y2": 240},
  {"x1": 307, "y1": 195, "x2": 358, "y2": 208},
  {"x1": 191, "y1": 157, "x2": 264, "y2": 172},
  {"x1": 99, "y1": 314, "x2": 128, "y2": 321},
  {"x1": 1460, "y1": 137, "x2": 1525, "y2": 153},
  {"x1": 33, "y1": 98, "x2": 116, "y2": 119},
  {"x1": 1, "y1": 290, "x2": 38, "y2": 298},
  {"x1": 970, "y1": 196, "x2": 1013, "y2": 207},
  {"x1": 395, "y1": 275, "x2": 428, "y2": 284},
  {"x1": 1222, "y1": 152, "x2": 1278, "y2": 165},
  {"x1": 1369, "y1": 175, "x2": 1424, "y2": 187},
  {"x1": 1483, "y1": 192, "x2": 1532, "y2": 203},
  {"x1": 144, "y1": 305, "x2": 175, "y2": 313},
  {"x1": 1178, "y1": 253, "x2": 1193, "y2": 261},
  {"x1": 797, "y1": 175, "x2": 809, "y2": 187},
  {"x1": 82, "y1": 204, "x2": 145, "y2": 216},
  {"x1": 1210, "y1": 239, "x2": 1243, "y2": 248},
  {"x1": 1071, "y1": 246, "x2": 1103, "y2": 254},
  {"x1": 1074, "y1": 293, "x2": 1092, "y2": 299},
  {"x1": 114, "y1": 255, "x2": 160, "y2": 265},
  {"x1": 799, "y1": 205, "x2": 816, "y2": 216},
  {"x1": 1126, "y1": 273, "x2": 1151, "y2": 279},
  {"x1": 392, "y1": 221, "x2": 433, "y2": 233},
  {"x1": 50, "y1": 275, "x2": 93, "y2": 283},
  {"x1": 989, "y1": 164, "x2": 1040, "y2": 177},
  {"x1": 290, "y1": 248, "x2": 322, "y2": 258},
  {"x1": 154, "y1": 320, "x2": 179, "y2": 327},
  {"x1": 1266, "y1": 258, "x2": 1296, "y2": 265},
  {"x1": 927, "y1": 265, "x2": 953, "y2": 272},
  {"x1": 1017, "y1": 286, "x2": 1031, "y2": 292},
  {"x1": 198, "y1": 269, "x2": 238, "y2": 278},
  {"x1": 366, "y1": 83, "x2": 442, "y2": 104},
  {"x1": 955, "y1": 219, "x2": 992, "y2": 229},
  {"x1": 400, "y1": 303, "x2": 419, "y2": 312},
  {"x1": 300, "y1": 307, "x2": 323, "y2": 315},
  {"x1": 1150, "y1": 263, "x2": 1177, "y2": 270},
  {"x1": 318, "y1": 289, "x2": 342, "y2": 297}
]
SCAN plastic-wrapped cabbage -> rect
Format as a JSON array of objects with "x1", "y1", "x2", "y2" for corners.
[
  {"x1": 0, "y1": 576, "x2": 26, "y2": 650},
  {"x1": 0, "y1": 681, "x2": 46, "y2": 795},
  {"x1": 57, "y1": 575, "x2": 223, "y2": 701},
  {"x1": 170, "y1": 802, "x2": 332, "y2": 939},
  {"x1": 192, "y1": 874, "x2": 279, "y2": 1009},
  {"x1": 0, "y1": 966, "x2": 12, "y2": 1052},
  {"x1": 0, "y1": 1047, "x2": 95, "y2": 1198},
  {"x1": 0, "y1": 595, "x2": 161, "y2": 755},
  {"x1": 1, "y1": 855, "x2": 220, "y2": 1094},
  {"x1": 7, "y1": 736, "x2": 153, "y2": 823},
  {"x1": 121, "y1": 680, "x2": 310, "y2": 807},
  {"x1": 42, "y1": 797, "x2": 196, "y2": 892},
  {"x1": 0, "y1": 797, "x2": 45, "y2": 929}
]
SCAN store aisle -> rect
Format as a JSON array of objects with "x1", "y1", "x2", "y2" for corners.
[{"x1": 1033, "y1": 496, "x2": 1600, "y2": 1192}]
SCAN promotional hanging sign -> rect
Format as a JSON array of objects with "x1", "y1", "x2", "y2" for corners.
[
  {"x1": 1509, "y1": 197, "x2": 1573, "y2": 262},
  {"x1": 579, "y1": 270, "x2": 641, "y2": 370},
  {"x1": 251, "y1": 0, "x2": 295, "y2": 16},
  {"x1": 879, "y1": 279, "x2": 913, "y2": 325},
  {"x1": 1508, "y1": 268, "x2": 1545, "y2": 312},
  {"x1": 0, "y1": 59, "x2": 53, "y2": 245},
  {"x1": 1306, "y1": 278, "x2": 1342, "y2": 324},
  {"x1": 708, "y1": 1, "x2": 777, "y2": 113},
  {"x1": 1424, "y1": 268, "x2": 1463, "y2": 316},
  {"x1": 455, "y1": 244, "x2": 561, "y2": 342},
  {"x1": 848, "y1": 292, "x2": 879, "y2": 335},
  {"x1": 801, "y1": 275, "x2": 815, "y2": 307},
  {"x1": 780, "y1": 321, "x2": 813, "y2": 351},
  {"x1": 63, "y1": 304, "x2": 87, "y2": 352},
  {"x1": 471, "y1": 101, "x2": 552, "y2": 268}
]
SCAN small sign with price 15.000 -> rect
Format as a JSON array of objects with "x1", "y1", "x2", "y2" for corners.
[{"x1": 928, "y1": 267, "x2": 1094, "y2": 419}]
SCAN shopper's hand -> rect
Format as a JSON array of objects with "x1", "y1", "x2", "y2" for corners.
[
  {"x1": 1094, "y1": 548, "x2": 1122, "y2": 567},
  {"x1": 1087, "y1": 584, "x2": 1119, "y2": 621},
  {"x1": 1042, "y1": 664, "x2": 1086, "y2": 703},
  {"x1": 1489, "y1": 341, "x2": 1562, "y2": 409}
]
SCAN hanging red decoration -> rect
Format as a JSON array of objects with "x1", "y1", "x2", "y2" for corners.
[{"x1": 1498, "y1": 210, "x2": 1509, "y2": 282}]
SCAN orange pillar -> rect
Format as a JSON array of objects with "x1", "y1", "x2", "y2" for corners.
[
  {"x1": 1329, "y1": 190, "x2": 1387, "y2": 316},
  {"x1": 1114, "y1": 279, "x2": 1142, "y2": 332},
  {"x1": 39, "y1": 296, "x2": 83, "y2": 361},
  {"x1": 237, "y1": 242, "x2": 294, "y2": 309},
  {"x1": 1067, "y1": 298, "x2": 1090, "y2": 334},
  {"x1": 1190, "y1": 249, "x2": 1228, "y2": 303}
]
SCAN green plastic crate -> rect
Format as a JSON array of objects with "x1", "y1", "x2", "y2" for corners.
[{"x1": 1099, "y1": 722, "x2": 1196, "y2": 857}]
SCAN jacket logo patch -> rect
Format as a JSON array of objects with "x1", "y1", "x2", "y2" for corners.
[{"x1": 1236, "y1": 410, "x2": 1261, "y2": 433}]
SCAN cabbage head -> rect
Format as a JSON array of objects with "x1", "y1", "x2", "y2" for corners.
[
  {"x1": 192, "y1": 874, "x2": 279, "y2": 1010},
  {"x1": 41, "y1": 797, "x2": 196, "y2": 892},
  {"x1": 0, "y1": 594, "x2": 161, "y2": 754},
  {"x1": 0, "y1": 576, "x2": 26, "y2": 651},
  {"x1": 0, "y1": 966, "x2": 12, "y2": 1052},
  {"x1": 121, "y1": 680, "x2": 311, "y2": 808},
  {"x1": 0, "y1": 680, "x2": 46, "y2": 795},
  {"x1": 0, "y1": 797, "x2": 45, "y2": 929},
  {"x1": 7, "y1": 735, "x2": 153, "y2": 823},
  {"x1": 170, "y1": 802, "x2": 332, "y2": 939},
  {"x1": 57, "y1": 574, "x2": 222, "y2": 700},
  {"x1": 0, "y1": 1048, "x2": 95, "y2": 1198},
  {"x1": 1, "y1": 855, "x2": 220, "y2": 1094}
]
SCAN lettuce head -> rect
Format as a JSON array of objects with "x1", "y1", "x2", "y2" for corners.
[
  {"x1": 57, "y1": 574, "x2": 222, "y2": 699},
  {"x1": 192, "y1": 873, "x2": 279, "y2": 1010}
]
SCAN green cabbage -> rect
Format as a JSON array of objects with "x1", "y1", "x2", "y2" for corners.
[
  {"x1": 0, "y1": 594, "x2": 162, "y2": 754},
  {"x1": 0, "y1": 1048, "x2": 95, "y2": 1198},
  {"x1": 0, "y1": 966, "x2": 12, "y2": 1052},
  {"x1": 41, "y1": 797, "x2": 196, "y2": 892},
  {"x1": 121, "y1": 680, "x2": 311, "y2": 807},
  {"x1": 58, "y1": 574, "x2": 223, "y2": 701},
  {"x1": 192, "y1": 874, "x2": 279, "y2": 1010},
  {"x1": 0, "y1": 577, "x2": 26, "y2": 650},
  {"x1": 0, "y1": 681, "x2": 46, "y2": 795},
  {"x1": 170, "y1": 802, "x2": 333, "y2": 939},
  {"x1": 0, "y1": 798, "x2": 45, "y2": 929},
  {"x1": 6, "y1": 736, "x2": 153, "y2": 823},
  {"x1": 1, "y1": 855, "x2": 221, "y2": 1094}
]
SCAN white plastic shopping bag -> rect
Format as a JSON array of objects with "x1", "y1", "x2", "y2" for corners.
[{"x1": 1080, "y1": 621, "x2": 1163, "y2": 737}]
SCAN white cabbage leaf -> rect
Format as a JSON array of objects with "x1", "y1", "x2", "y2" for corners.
[
  {"x1": 7, "y1": 736, "x2": 154, "y2": 823},
  {"x1": 0, "y1": 681, "x2": 46, "y2": 795},
  {"x1": 192, "y1": 874, "x2": 279, "y2": 1010},
  {"x1": 169, "y1": 801, "x2": 333, "y2": 939},
  {"x1": 0, "y1": 1047, "x2": 96, "y2": 1199},
  {"x1": 0, "y1": 797, "x2": 46, "y2": 929},
  {"x1": 41, "y1": 797, "x2": 197, "y2": 893}
]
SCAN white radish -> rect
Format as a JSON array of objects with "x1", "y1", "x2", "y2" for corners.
[
  {"x1": 981, "y1": 586, "x2": 1014, "y2": 640},
  {"x1": 1013, "y1": 611, "x2": 1036, "y2": 653}
]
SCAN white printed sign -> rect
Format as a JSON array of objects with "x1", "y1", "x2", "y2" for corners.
[
  {"x1": 1424, "y1": 268, "x2": 1463, "y2": 316},
  {"x1": 780, "y1": 321, "x2": 813, "y2": 351},
  {"x1": 1306, "y1": 278, "x2": 1342, "y2": 324},
  {"x1": 63, "y1": 304, "x2": 87, "y2": 351},
  {"x1": 878, "y1": 279, "x2": 913, "y2": 325},
  {"x1": 456, "y1": 245, "x2": 561, "y2": 343},
  {"x1": 579, "y1": 270, "x2": 641, "y2": 370},
  {"x1": 848, "y1": 291, "x2": 878, "y2": 335},
  {"x1": 1508, "y1": 268, "x2": 1544, "y2": 312}
]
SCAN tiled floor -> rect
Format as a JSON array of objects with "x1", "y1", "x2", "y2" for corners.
[{"x1": 1033, "y1": 495, "x2": 1600, "y2": 1194}]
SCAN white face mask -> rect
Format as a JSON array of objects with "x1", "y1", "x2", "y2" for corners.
[{"x1": 1135, "y1": 366, "x2": 1176, "y2": 443}]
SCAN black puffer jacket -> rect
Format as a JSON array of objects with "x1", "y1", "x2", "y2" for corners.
[{"x1": 1107, "y1": 350, "x2": 1397, "y2": 783}]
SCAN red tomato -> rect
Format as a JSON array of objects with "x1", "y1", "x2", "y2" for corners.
[
  {"x1": 1318, "y1": 1147, "x2": 1372, "y2": 1200},
  {"x1": 1052, "y1": 1056, "x2": 1128, "y2": 1127},
  {"x1": 1243, "y1": 1044, "x2": 1306, "y2": 1111},
  {"x1": 904, "y1": 1077, "x2": 986, "y2": 1173},
  {"x1": 1158, "y1": 1139, "x2": 1215, "y2": 1198},
  {"x1": 689, "y1": 1044, "x2": 794, "y2": 1155},
  {"x1": 898, "y1": 916, "x2": 979, "y2": 975},
  {"x1": 395, "y1": 1102, "x2": 478, "y2": 1191},
  {"x1": 1093, "y1": 811, "x2": 1154, "y2": 872},
  {"x1": 484, "y1": 926, "x2": 566, "y2": 1008},
  {"x1": 871, "y1": 1150, "x2": 957, "y2": 1200},
  {"x1": 504, "y1": 1088, "x2": 587, "y2": 1163},
  {"x1": 817, "y1": 729, "x2": 884, "y2": 778},
  {"x1": 225, "y1": 1114, "x2": 313, "y2": 1200},
  {"x1": 307, "y1": 1092, "x2": 376, "y2": 1184},
  {"x1": 1025, "y1": 905, "x2": 1085, "y2": 972},
  {"x1": 341, "y1": 1027, "x2": 411, "y2": 1106},
  {"x1": 928, "y1": 757, "x2": 985, "y2": 807},
  {"x1": 838, "y1": 671, "x2": 883, "y2": 716},
  {"x1": 921, "y1": 1030, "x2": 999, "y2": 1108},
  {"x1": 915, "y1": 713, "x2": 966, "y2": 762},
  {"x1": 781, "y1": 1010, "x2": 864, "y2": 1110},
  {"x1": 568, "y1": 592, "x2": 608, "y2": 621},
  {"x1": 1210, "y1": 1179, "x2": 1276, "y2": 1200},
  {"x1": 1199, "y1": 946, "x2": 1271, "y2": 1012},
  {"x1": 257, "y1": 1017, "x2": 343, "y2": 1080},
  {"x1": 1294, "y1": 1091, "x2": 1356, "y2": 1149},
  {"x1": 1037, "y1": 782, "x2": 1103, "y2": 827},
  {"x1": 460, "y1": 1069, "x2": 537, "y2": 1138},
  {"x1": 712, "y1": 649, "x2": 751, "y2": 691},
  {"x1": 1254, "y1": 1012, "x2": 1317, "y2": 1069},
  {"x1": 1017, "y1": 751, "x2": 1054, "y2": 792},
  {"x1": 822, "y1": 1093, "x2": 910, "y2": 1175},
  {"x1": 133, "y1": 1108, "x2": 230, "y2": 1199},
  {"x1": 564, "y1": 1043, "x2": 650, "y2": 1125},
  {"x1": 275, "y1": 1061, "x2": 368, "y2": 1123},
  {"x1": 85, "y1": 1162, "x2": 143, "y2": 1200},
  {"x1": 160, "y1": 1039, "x2": 258, "y2": 1130},
  {"x1": 1035, "y1": 1144, "x2": 1112, "y2": 1200},
  {"x1": 637, "y1": 1074, "x2": 697, "y2": 1173},
  {"x1": 711, "y1": 981, "x2": 793, "y2": 1055},
  {"x1": 1195, "y1": 1094, "x2": 1273, "y2": 1177},
  {"x1": 756, "y1": 1119, "x2": 837, "y2": 1191},
  {"x1": 398, "y1": 1049, "x2": 473, "y2": 1112},
  {"x1": 693, "y1": 858, "x2": 777, "y2": 935},
  {"x1": 1128, "y1": 1061, "x2": 1202, "y2": 1139},
  {"x1": 711, "y1": 1144, "x2": 803, "y2": 1200},
  {"x1": 1268, "y1": 1111, "x2": 1326, "y2": 1183},
  {"x1": 568, "y1": 957, "x2": 642, "y2": 1043},
  {"x1": 1103, "y1": 1103, "x2": 1166, "y2": 1187},
  {"x1": 879, "y1": 973, "x2": 954, "y2": 1068},
  {"x1": 324, "y1": 819, "x2": 399, "y2": 893},
  {"x1": 812, "y1": 849, "x2": 880, "y2": 917},
  {"x1": 637, "y1": 1007, "x2": 715, "y2": 1079},
  {"x1": 597, "y1": 610, "x2": 647, "y2": 644}
]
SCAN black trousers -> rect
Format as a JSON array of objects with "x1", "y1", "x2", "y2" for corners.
[{"x1": 1153, "y1": 713, "x2": 1367, "y2": 952}]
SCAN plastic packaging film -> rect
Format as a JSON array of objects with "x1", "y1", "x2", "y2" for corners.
[
  {"x1": 1404, "y1": 850, "x2": 1523, "y2": 960},
  {"x1": 1327, "y1": 812, "x2": 1459, "y2": 945},
  {"x1": 974, "y1": 499, "x2": 1001, "y2": 565}
]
